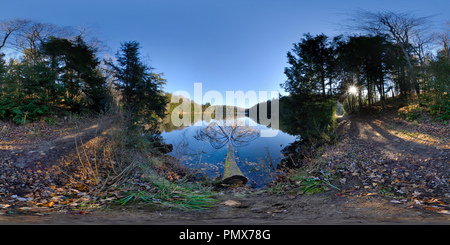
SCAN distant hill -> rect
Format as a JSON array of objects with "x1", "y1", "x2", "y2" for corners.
[
  {"x1": 166, "y1": 93, "x2": 245, "y2": 114},
  {"x1": 245, "y1": 97, "x2": 282, "y2": 119}
]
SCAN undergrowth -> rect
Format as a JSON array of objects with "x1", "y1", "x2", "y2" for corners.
[
  {"x1": 398, "y1": 94, "x2": 450, "y2": 125},
  {"x1": 117, "y1": 178, "x2": 216, "y2": 210},
  {"x1": 69, "y1": 113, "x2": 217, "y2": 211}
]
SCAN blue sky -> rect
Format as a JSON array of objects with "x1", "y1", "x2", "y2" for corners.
[{"x1": 2, "y1": 0, "x2": 450, "y2": 107}]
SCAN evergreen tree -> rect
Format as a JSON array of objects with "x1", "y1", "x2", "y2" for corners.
[
  {"x1": 40, "y1": 36, "x2": 108, "y2": 112},
  {"x1": 282, "y1": 33, "x2": 337, "y2": 143},
  {"x1": 283, "y1": 33, "x2": 335, "y2": 98},
  {"x1": 108, "y1": 41, "x2": 167, "y2": 132},
  {"x1": 337, "y1": 34, "x2": 397, "y2": 110}
]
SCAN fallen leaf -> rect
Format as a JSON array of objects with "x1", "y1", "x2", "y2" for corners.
[
  {"x1": 425, "y1": 206, "x2": 443, "y2": 211},
  {"x1": 0, "y1": 204, "x2": 11, "y2": 209},
  {"x1": 220, "y1": 199, "x2": 241, "y2": 206},
  {"x1": 365, "y1": 192, "x2": 378, "y2": 196}
]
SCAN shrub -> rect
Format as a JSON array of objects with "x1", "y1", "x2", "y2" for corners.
[
  {"x1": 430, "y1": 94, "x2": 450, "y2": 122},
  {"x1": 280, "y1": 94, "x2": 337, "y2": 142}
]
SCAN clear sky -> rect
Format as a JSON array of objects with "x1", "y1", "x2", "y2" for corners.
[{"x1": 2, "y1": 0, "x2": 450, "y2": 108}]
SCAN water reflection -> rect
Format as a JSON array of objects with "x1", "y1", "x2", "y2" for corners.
[
  {"x1": 192, "y1": 119, "x2": 261, "y2": 186},
  {"x1": 194, "y1": 119, "x2": 260, "y2": 149},
  {"x1": 160, "y1": 116, "x2": 297, "y2": 188}
]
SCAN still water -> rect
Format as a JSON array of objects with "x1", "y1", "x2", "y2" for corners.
[{"x1": 160, "y1": 116, "x2": 297, "y2": 188}]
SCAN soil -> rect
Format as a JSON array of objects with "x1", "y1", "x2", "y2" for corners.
[
  {"x1": 1, "y1": 114, "x2": 118, "y2": 169},
  {"x1": 0, "y1": 188, "x2": 448, "y2": 224},
  {"x1": 1, "y1": 109, "x2": 450, "y2": 224}
]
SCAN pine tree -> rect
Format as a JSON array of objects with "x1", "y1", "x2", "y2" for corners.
[
  {"x1": 40, "y1": 36, "x2": 108, "y2": 112},
  {"x1": 108, "y1": 41, "x2": 167, "y2": 132}
]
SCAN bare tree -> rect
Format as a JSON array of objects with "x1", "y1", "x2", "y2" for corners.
[
  {"x1": 15, "y1": 21, "x2": 74, "y2": 54},
  {"x1": 348, "y1": 9, "x2": 433, "y2": 95},
  {"x1": 413, "y1": 32, "x2": 435, "y2": 89},
  {"x1": 76, "y1": 24, "x2": 109, "y2": 54},
  {"x1": 1, "y1": 19, "x2": 105, "y2": 57},
  {"x1": 0, "y1": 18, "x2": 30, "y2": 51},
  {"x1": 434, "y1": 22, "x2": 450, "y2": 58}
]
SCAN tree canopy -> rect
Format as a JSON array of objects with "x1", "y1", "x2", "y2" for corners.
[
  {"x1": 280, "y1": 11, "x2": 450, "y2": 146},
  {"x1": 0, "y1": 19, "x2": 168, "y2": 135}
]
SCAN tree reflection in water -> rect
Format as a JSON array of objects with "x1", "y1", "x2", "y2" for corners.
[{"x1": 194, "y1": 119, "x2": 260, "y2": 149}]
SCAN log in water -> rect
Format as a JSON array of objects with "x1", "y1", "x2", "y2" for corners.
[{"x1": 222, "y1": 144, "x2": 247, "y2": 186}]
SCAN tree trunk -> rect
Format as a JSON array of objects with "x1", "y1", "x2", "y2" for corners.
[
  {"x1": 329, "y1": 76, "x2": 333, "y2": 95},
  {"x1": 378, "y1": 67, "x2": 387, "y2": 110},
  {"x1": 321, "y1": 73, "x2": 326, "y2": 99},
  {"x1": 399, "y1": 44, "x2": 420, "y2": 95}
]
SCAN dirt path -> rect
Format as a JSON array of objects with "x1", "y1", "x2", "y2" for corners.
[
  {"x1": 1, "y1": 114, "x2": 118, "y2": 169},
  {"x1": 0, "y1": 114, "x2": 120, "y2": 216},
  {"x1": 1, "y1": 111, "x2": 450, "y2": 224},
  {"x1": 337, "y1": 112, "x2": 450, "y2": 200},
  {"x1": 1, "y1": 187, "x2": 448, "y2": 224},
  {"x1": 343, "y1": 114, "x2": 448, "y2": 160}
]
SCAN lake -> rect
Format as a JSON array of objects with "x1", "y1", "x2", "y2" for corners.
[{"x1": 160, "y1": 116, "x2": 298, "y2": 188}]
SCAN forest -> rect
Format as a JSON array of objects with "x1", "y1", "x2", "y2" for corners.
[
  {"x1": 267, "y1": 10, "x2": 449, "y2": 149},
  {"x1": 1, "y1": 11, "x2": 449, "y2": 138},
  {"x1": 0, "y1": 19, "x2": 167, "y2": 134},
  {"x1": 1, "y1": 11, "x2": 449, "y2": 166},
  {"x1": 0, "y1": 10, "x2": 450, "y2": 220}
]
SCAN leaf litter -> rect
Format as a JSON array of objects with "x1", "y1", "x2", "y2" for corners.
[
  {"x1": 1, "y1": 108, "x2": 450, "y2": 219},
  {"x1": 305, "y1": 110, "x2": 450, "y2": 215},
  {"x1": 0, "y1": 114, "x2": 211, "y2": 216},
  {"x1": 0, "y1": 115, "x2": 137, "y2": 215}
]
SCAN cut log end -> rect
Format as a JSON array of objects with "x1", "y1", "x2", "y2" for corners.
[{"x1": 222, "y1": 175, "x2": 248, "y2": 187}]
